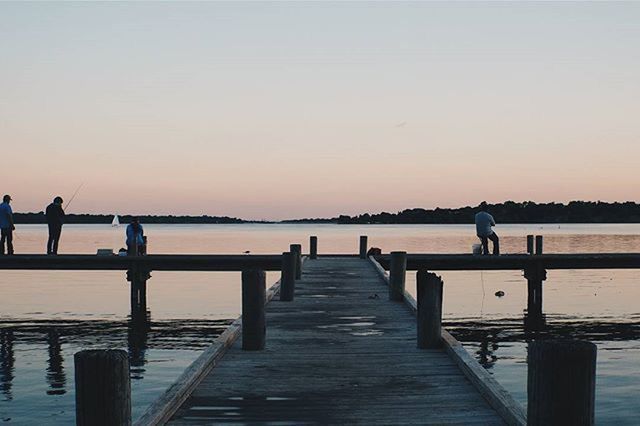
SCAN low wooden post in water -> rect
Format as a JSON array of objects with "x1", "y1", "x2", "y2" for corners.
[
  {"x1": 359, "y1": 235, "x2": 368, "y2": 259},
  {"x1": 527, "y1": 235, "x2": 534, "y2": 254},
  {"x1": 75, "y1": 349, "x2": 131, "y2": 426},
  {"x1": 416, "y1": 270, "x2": 443, "y2": 349},
  {"x1": 290, "y1": 244, "x2": 302, "y2": 280},
  {"x1": 280, "y1": 251, "x2": 296, "y2": 302},
  {"x1": 388, "y1": 251, "x2": 407, "y2": 301},
  {"x1": 527, "y1": 340, "x2": 597, "y2": 425},
  {"x1": 309, "y1": 236, "x2": 318, "y2": 260},
  {"x1": 242, "y1": 269, "x2": 266, "y2": 350}
]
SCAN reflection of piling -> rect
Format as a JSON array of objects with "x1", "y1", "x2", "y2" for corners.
[
  {"x1": 128, "y1": 309, "x2": 150, "y2": 379},
  {"x1": 0, "y1": 329, "x2": 15, "y2": 400},
  {"x1": 46, "y1": 329, "x2": 66, "y2": 395}
]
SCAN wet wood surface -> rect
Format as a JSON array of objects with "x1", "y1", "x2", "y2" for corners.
[{"x1": 169, "y1": 257, "x2": 505, "y2": 425}]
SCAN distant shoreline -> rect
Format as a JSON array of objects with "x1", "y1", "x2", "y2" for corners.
[{"x1": 12, "y1": 201, "x2": 640, "y2": 224}]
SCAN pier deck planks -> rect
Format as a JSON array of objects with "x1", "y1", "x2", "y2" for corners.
[{"x1": 169, "y1": 257, "x2": 504, "y2": 425}]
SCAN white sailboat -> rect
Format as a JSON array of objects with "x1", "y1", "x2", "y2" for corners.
[{"x1": 111, "y1": 214, "x2": 120, "y2": 227}]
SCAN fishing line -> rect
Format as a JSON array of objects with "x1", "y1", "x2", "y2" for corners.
[{"x1": 65, "y1": 183, "x2": 84, "y2": 210}]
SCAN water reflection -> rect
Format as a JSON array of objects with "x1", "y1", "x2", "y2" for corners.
[
  {"x1": 46, "y1": 330, "x2": 66, "y2": 395},
  {"x1": 445, "y1": 315, "x2": 640, "y2": 369},
  {"x1": 128, "y1": 309, "x2": 151, "y2": 379},
  {"x1": 0, "y1": 316, "x2": 231, "y2": 397},
  {"x1": 0, "y1": 329, "x2": 15, "y2": 400}
]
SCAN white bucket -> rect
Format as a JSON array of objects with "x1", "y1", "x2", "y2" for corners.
[{"x1": 472, "y1": 244, "x2": 483, "y2": 255}]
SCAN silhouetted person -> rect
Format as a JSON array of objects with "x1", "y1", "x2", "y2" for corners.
[
  {"x1": 126, "y1": 217, "x2": 145, "y2": 255},
  {"x1": 0, "y1": 195, "x2": 15, "y2": 255},
  {"x1": 46, "y1": 196, "x2": 65, "y2": 255},
  {"x1": 475, "y1": 206, "x2": 499, "y2": 255}
]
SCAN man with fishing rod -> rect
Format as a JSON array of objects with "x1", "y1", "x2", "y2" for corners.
[
  {"x1": 44, "y1": 184, "x2": 82, "y2": 255},
  {"x1": 46, "y1": 196, "x2": 65, "y2": 255}
]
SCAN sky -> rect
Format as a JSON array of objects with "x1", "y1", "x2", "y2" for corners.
[{"x1": 1, "y1": 2, "x2": 639, "y2": 220}]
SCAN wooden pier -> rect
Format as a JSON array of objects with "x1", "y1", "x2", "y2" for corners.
[
  {"x1": 1, "y1": 235, "x2": 633, "y2": 424},
  {"x1": 147, "y1": 257, "x2": 523, "y2": 425}
]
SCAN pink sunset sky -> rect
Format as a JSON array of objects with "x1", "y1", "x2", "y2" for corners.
[{"x1": 1, "y1": 2, "x2": 638, "y2": 220}]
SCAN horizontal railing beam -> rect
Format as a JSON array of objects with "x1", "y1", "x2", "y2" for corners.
[
  {"x1": 375, "y1": 253, "x2": 640, "y2": 271},
  {"x1": 0, "y1": 254, "x2": 284, "y2": 271}
]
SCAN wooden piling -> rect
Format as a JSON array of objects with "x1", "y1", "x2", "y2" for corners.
[
  {"x1": 75, "y1": 349, "x2": 131, "y2": 426},
  {"x1": 290, "y1": 244, "x2": 302, "y2": 280},
  {"x1": 280, "y1": 252, "x2": 296, "y2": 302},
  {"x1": 535, "y1": 235, "x2": 543, "y2": 255},
  {"x1": 525, "y1": 265, "x2": 546, "y2": 319},
  {"x1": 309, "y1": 236, "x2": 318, "y2": 260},
  {"x1": 527, "y1": 235, "x2": 534, "y2": 255},
  {"x1": 417, "y1": 270, "x2": 443, "y2": 349},
  {"x1": 527, "y1": 340, "x2": 597, "y2": 425},
  {"x1": 242, "y1": 269, "x2": 266, "y2": 350},
  {"x1": 388, "y1": 251, "x2": 407, "y2": 301},
  {"x1": 359, "y1": 235, "x2": 368, "y2": 259}
]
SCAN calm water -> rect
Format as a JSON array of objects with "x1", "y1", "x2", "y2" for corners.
[{"x1": 1, "y1": 223, "x2": 639, "y2": 424}]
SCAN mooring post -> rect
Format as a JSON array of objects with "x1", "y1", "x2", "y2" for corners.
[
  {"x1": 417, "y1": 270, "x2": 444, "y2": 349},
  {"x1": 527, "y1": 235, "x2": 534, "y2": 254},
  {"x1": 527, "y1": 340, "x2": 597, "y2": 425},
  {"x1": 242, "y1": 269, "x2": 266, "y2": 350},
  {"x1": 359, "y1": 235, "x2": 368, "y2": 259},
  {"x1": 525, "y1": 264, "x2": 546, "y2": 319},
  {"x1": 535, "y1": 235, "x2": 543, "y2": 255},
  {"x1": 75, "y1": 349, "x2": 131, "y2": 426},
  {"x1": 280, "y1": 251, "x2": 296, "y2": 302},
  {"x1": 525, "y1": 236, "x2": 546, "y2": 319},
  {"x1": 290, "y1": 244, "x2": 302, "y2": 280},
  {"x1": 389, "y1": 251, "x2": 407, "y2": 301},
  {"x1": 309, "y1": 236, "x2": 318, "y2": 259}
]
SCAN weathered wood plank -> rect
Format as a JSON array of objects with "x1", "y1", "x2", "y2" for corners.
[
  {"x1": 168, "y1": 257, "x2": 506, "y2": 425},
  {"x1": 369, "y1": 256, "x2": 526, "y2": 426}
]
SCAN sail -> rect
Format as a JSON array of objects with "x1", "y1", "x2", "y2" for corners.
[{"x1": 111, "y1": 215, "x2": 120, "y2": 227}]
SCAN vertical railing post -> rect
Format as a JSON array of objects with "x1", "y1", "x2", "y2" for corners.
[
  {"x1": 359, "y1": 235, "x2": 368, "y2": 259},
  {"x1": 527, "y1": 235, "x2": 534, "y2": 254},
  {"x1": 527, "y1": 340, "x2": 597, "y2": 425},
  {"x1": 417, "y1": 270, "x2": 443, "y2": 349},
  {"x1": 290, "y1": 244, "x2": 302, "y2": 280},
  {"x1": 309, "y1": 236, "x2": 318, "y2": 260},
  {"x1": 535, "y1": 235, "x2": 544, "y2": 255},
  {"x1": 75, "y1": 349, "x2": 131, "y2": 426},
  {"x1": 388, "y1": 251, "x2": 407, "y2": 301},
  {"x1": 242, "y1": 269, "x2": 266, "y2": 350},
  {"x1": 280, "y1": 252, "x2": 296, "y2": 301}
]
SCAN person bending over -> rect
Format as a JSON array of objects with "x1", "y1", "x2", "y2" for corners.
[
  {"x1": 126, "y1": 217, "x2": 145, "y2": 256},
  {"x1": 475, "y1": 207, "x2": 499, "y2": 255}
]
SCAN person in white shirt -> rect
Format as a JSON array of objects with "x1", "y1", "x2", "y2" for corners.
[{"x1": 475, "y1": 208, "x2": 499, "y2": 255}]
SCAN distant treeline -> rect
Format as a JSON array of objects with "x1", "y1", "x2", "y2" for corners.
[
  {"x1": 14, "y1": 213, "x2": 246, "y2": 224},
  {"x1": 283, "y1": 201, "x2": 640, "y2": 224},
  {"x1": 13, "y1": 201, "x2": 640, "y2": 224}
]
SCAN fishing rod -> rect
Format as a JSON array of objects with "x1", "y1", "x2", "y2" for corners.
[{"x1": 64, "y1": 183, "x2": 84, "y2": 210}]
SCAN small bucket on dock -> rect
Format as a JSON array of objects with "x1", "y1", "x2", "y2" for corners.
[{"x1": 472, "y1": 244, "x2": 482, "y2": 255}]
